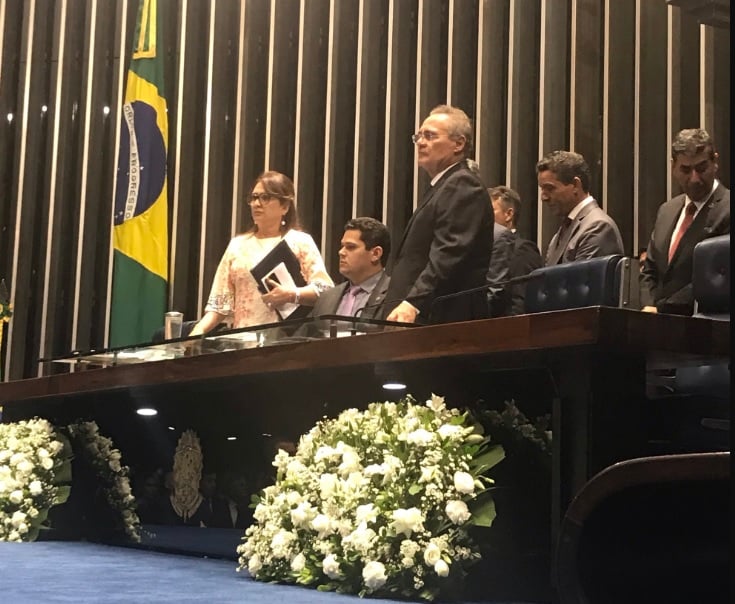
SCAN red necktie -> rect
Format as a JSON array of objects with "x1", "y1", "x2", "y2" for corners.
[{"x1": 668, "y1": 202, "x2": 696, "y2": 263}]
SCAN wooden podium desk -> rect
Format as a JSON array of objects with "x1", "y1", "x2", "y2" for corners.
[{"x1": 0, "y1": 307, "x2": 729, "y2": 536}]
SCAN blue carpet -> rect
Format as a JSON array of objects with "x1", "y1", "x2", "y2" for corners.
[{"x1": 0, "y1": 542, "x2": 541, "y2": 603}]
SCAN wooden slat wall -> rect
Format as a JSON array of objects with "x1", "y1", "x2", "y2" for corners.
[{"x1": 0, "y1": 0, "x2": 729, "y2": 379}]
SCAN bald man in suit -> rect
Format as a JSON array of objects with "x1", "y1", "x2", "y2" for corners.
[{"x1": 640, "y1": 128, "x2": 730, "y2": 315}]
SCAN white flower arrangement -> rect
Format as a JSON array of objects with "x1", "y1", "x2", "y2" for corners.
[
  {"x1": 67, "y1": 420, "x2": 141, "y2": 542},
  {"x1": 0, "y1": 418, "x2": 71, "y2": 542},
  {"x1": 237, "y1": 394, "x2": 505, "y2": 601}
]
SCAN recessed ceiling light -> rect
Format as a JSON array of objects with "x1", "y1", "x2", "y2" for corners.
[
  {"x1": 136, "y1": 407, "x2": 158, "y2": 416},
  {"x1": 227, "y1": 436, "x2": 237, "y2": 441},
  {"x1": 382, "y1": 381, "x2": 406, "y2": 390},
  {"x1": 167, "y1": 426, "x2": 175, "y2": 431}
]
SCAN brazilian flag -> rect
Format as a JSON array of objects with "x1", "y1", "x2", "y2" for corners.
[{"x1": 110, "y1": 0, "x2": 168, "y2": 347}]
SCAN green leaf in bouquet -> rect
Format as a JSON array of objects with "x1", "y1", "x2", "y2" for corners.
[
  {"x1": 54, "y1": 485, "x2": 72, "y2": 505},
  {"x1": 408, "y1": 483, "x2": 422, "y2": 495},
  {"x1": 468, "y1": 493, "x2": 497, "y2": 528},
  {"x1": 469, "y1": 444, "x2": 505, "y2": 474}
]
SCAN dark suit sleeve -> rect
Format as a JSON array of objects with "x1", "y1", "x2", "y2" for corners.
[
  {"x1": 639, "y1": 230, "x2": 660, "y2": 308},
  {"x1": 407, "y1": 173, "x2": 491, "y2": 310},
  {"x1": 486, "y1": 228, "x2": 514, "y2": 317},
  {"x1": 509, "y1": 239, "x2": 542, "y2": 315}
]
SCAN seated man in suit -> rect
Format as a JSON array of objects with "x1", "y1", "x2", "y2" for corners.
[
  {"x1": 489, "y1": 185, "x2": 543, "y2": 315},
  {"x1": 309, "y1": 217, "x2": 390, "y2": 322},
  {"x1": 537, "y1": 150, "x2": 624, "y2": 265},
  {"x1": 640, "y1": 128, "x2": 730, "y2": 315},
  {"x1": 486, "y1": 222, "x2": 515, "y2": 318}
]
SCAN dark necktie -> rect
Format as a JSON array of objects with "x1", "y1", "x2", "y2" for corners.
[
  {"x1": 668, "y1": 202, "x2": 696, "y2": 262},
  {"x1": 551, "y1": 217, "x2": 572, "y2": 258}
]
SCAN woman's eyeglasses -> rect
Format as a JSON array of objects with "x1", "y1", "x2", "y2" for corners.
[{"x1": 248, "y1": 192, "x2": 280, "y2": 205}]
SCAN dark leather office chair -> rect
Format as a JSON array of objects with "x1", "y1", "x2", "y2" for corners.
[
  {"x1": 648, "y1": 235, "x2": 730, "y2": 452},
  {"x1": 524, "y1": 255, "x2": 633, "y2": 313}
]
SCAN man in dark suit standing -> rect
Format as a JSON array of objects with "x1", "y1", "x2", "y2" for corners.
[
  {"x1": 310, "y1": 217, "x2": 390, "y2": 319},
  {"x1": 383, "y1": 105, "x2": 493, "y2": 324},
  {"x1": 538, "y1": 150, "x2": 624, "y2": 265},
  {"x1": 640, "y1": 128, "x2": 730, "y2": 315},
  {"x1": 489, "y1": 186, "x2": 543, "y2": 315}
]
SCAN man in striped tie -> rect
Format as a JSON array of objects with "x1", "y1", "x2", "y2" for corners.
[{"x1": 640, "y1": 128, "x2": 730, "y2": 315}]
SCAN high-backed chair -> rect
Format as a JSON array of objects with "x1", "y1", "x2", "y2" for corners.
[
  {"x1": 554, "y1": 452, "x2": 730, "y2": 604},
  {"x1": 649, "y1": 235, "x2": 730, "y2": 452},
  {"x1": 524, "y1": 255, "x2": 635, "y2": 313}
]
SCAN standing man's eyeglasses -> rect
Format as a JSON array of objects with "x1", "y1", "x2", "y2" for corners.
[{"x1": 411, "y1": 130, "x2": 442, "y2": 144}]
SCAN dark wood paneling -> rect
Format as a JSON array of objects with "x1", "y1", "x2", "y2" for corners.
[
  {"x1": 294, "y1": 0, "x2": 329, "y2": 239},
  {"x1": 171, "y1": 0, "x2": 210, "y2": 321},
  {"x1": 266, "y1": 0, "x2": 300, "y2": 173},
  {"x1": 538, "y1": 0, "x2": 569, "y2": 250},
  {"x1": 637, "y1": 0, "x2": 670, "y2": 248},
  {"x1": 571, "y1": 0, "x2": 603, "y2": 200},
  {"x1": 353, "y1": 0, "x2": 389, "y2": 222},
  {"x1": 507, "y1": 0, "x2": 540, "y2": 243},
  {"x1": 448, "y1": 0, "x2": 478, "y2": 119},
  {"x1": 40, "y1": 0, "x2": 88, "y2": 364},
  {"x1": 200, "y1": 0, "x2": 242, "y2": 308},
  {"x1": 476, "y1": 0, "x2": 509, "y2": 191},
  {"x1": 383, "y1": 0, "x2": 418, "y2": 253},
  {"x1": 710, "y1": 27, "x2": 730, "y2": 188},
  {"x1": 7, "y1": 0, "x2": 56, "y2": 380},
  {"x1": 604, "y1": 0, "x2": 636, "y2": 255},
  {"x1": 321, "y1": 0, "x2": 359, "y2": 276}
]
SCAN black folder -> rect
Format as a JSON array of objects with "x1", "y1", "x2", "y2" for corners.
[{"x1": 250, "y1": 239, "x2": 311, "y2": 320}]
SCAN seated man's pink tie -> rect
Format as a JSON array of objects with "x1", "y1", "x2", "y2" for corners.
[{"x1": 337, "y1": 285, "x2": 362, "y2": 316}]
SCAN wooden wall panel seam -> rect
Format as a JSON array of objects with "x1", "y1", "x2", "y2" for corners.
[
  {"x1": 5, "y1": 0, "x2": 36, "y2": 380},
  {"x1": 38, "y1": 0, "x2": 69, "y2": 373}
]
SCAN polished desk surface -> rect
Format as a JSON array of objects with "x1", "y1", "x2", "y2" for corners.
[{"x1": 0, "y1": 307, "x2": 728, "y2": 404}]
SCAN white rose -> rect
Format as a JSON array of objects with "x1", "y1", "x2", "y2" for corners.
[
  {"x1": 391, "y1": 507, "x2": 425, "y2": 537},
  {"x1": 29, "y1": 480, "x2": 43, "y2": 496},
  {"x1": 423, "y1": 542, "x2": 442, "y2": 566},
  {"x1": 310, "y1": 514, "x2": 332, "y2": 537},
  {"x1": 291, "y1": 553, "x2": 306, "y2": 572},
  {"x1": 247, "y1": 554, "x2": 262, "y2": 575},
  {"x1": 9, "y1": 490, "x2": 23, "y2": 504},
  {"x1": 11, "y1": 510, "x2": 27, "y2": 528},
  {"x1": 445, "y1": 500, "x2": 471, "y2": 525},
  {"x1": 453, "y1": 471, "x2": 475, "y2": 494},
  {"x1": 362, "y1": 561, "x2": 387, "y2": 590},
  {"x1": 0, "y1": 480, "x2": 6, "y2": 494},
  {"x1": 109, "y1": 459, "x2": 122, "y2": 472},
  {"x1": 437, "y1": 424, "x2": 462, "y2": 439},
  {"x1": 426, "y1": 393, "x2": 446, "y2": 413},
  {"x1": 355, "y1": 503, "x2": 377, "y2": 524},
  {"x1": 41, "y1": 457, "x2": 54, "y2": 470},
  {"x1": 290, "y1": 502, "x2": 315, "y2": 528},
  {"x1": 16, "y1": 460, "x2": 34, "y2": 476},
  {"x1": 434, "y1": 559, "x2": 450, "y2": 577},
  {"x1": 322, "y1": 554, "x2": 342, "y2": 579},
  {"x1": 406, "y1": 429, "x2": 434, "y2": 446}
]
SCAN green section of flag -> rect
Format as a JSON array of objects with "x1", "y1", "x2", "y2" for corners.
[{"x1": 110, "y1": 250, "x2": 166, "y2": 347}]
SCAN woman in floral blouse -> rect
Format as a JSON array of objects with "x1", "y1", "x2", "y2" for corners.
[{"x1": 189, "y1": 171, "x2": 333, "y2": 335}]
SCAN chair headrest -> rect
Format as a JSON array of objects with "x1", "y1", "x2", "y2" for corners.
[
  {"x1": 693, "y1": 235, "x2": 730, "y2": 319},
  {"x1": 524, "y1": 255, "x2": 623, "y2": 314}
]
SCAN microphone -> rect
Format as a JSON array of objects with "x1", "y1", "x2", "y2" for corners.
[{"x1": 428, "y1": 272, "x2": 542, "y2": 321}]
